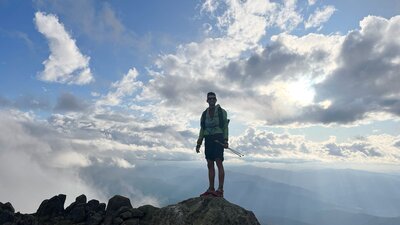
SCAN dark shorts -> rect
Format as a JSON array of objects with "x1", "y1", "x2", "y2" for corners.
[{"x1": 205, "y1": 133, "x2": 224, "y2": 161}]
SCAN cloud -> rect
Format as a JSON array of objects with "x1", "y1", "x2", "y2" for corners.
[
  {"x1": 230, "y1": 128, "x2": 399, "y2": 163},
  {"x1": 0, "y1": 110, "x2": 103, "y2": 213},
  {"x1": 34, "y1": 0, "x2": 147, "y2": 50},
  {"x1": 271, "y1": 0, "x2": 303, "y2": 31},
  {"x1": 308, "y1": 0, "x2": 318, "y2": 6},
  {"x1": 34, "y1": 11, "x2": 94, "y2": 85},
  {"x1": 96, "y1": 68, "x2": 143, "y2": 106},
  {"x1": 54, "y1": 93, "x2": 89, "y2": 112},
  {"x1": 305, "y1": 5, "x2": 336, "y2": 29},
  {"x1": 310, "y1": 15, "x2": 400, "y2": 123}
]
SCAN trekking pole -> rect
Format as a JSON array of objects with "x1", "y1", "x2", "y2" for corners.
[{"x1": 215, "y1": 140, "x2": 244, "y2": 157}]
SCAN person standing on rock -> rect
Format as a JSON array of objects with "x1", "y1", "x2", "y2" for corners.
[{"x1": 196, "y1": 92, "x2": 229, "y2": 198}]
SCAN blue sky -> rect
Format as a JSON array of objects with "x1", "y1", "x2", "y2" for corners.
[{"x1": 1, "y1": 0, "x2": 400, "y2": 213}]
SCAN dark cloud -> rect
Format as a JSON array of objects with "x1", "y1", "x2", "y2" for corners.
[
  {"x1": 311, "y1": 16, "x2": 400, "y2": 123},
  {"x1": 393, "y1": 140, "x2": 400, "y2": 148},
  {"x1": 347, "y1": 143, "x2": 383, "y2": 157},
  {"x1": 325, "y1": 143, "x2": 345, "y2": 157},
  {"x1": 54, "y1": 93, "x2": 89, "y2": 112},
  {"x1": 234, "y1": 128, "x2": 298, "y2": 156},
  {"x1": 325, "y1": 142, "x2": 383, "y2": 158},
  {"x1": 222, "y1": 42, "x2": 316, "y2": 86}
]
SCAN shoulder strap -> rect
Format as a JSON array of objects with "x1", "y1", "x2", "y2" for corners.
[{"x1": 218, "y1": 106, "x2": 224, "y2": 129}]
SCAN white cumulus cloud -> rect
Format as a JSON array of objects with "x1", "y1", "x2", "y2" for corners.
[
  {"x1": 305, "y1": 5, "x2": 336, "y2": 29},
  {"x1": 34, "y1": 11, "x2": 94, "y2": 85}
]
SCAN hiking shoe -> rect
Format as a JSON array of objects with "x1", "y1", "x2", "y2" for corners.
[
  {"x1": 215, "y1": 189, "x2": 224, "y2": 197},
  {"x1": 200, "y1": 189, "x2": 215, "y2": 197}
]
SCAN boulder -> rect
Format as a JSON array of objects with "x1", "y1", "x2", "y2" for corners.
[
  {"x1": 0, "y1": 202, "x2": 16, "y2": 224},
  {"x1": 36, "y1": 194, "x2": 66, "y2": 218},
  {"x1": 145, "y1": 197, "x2": 260, "y2": 225},
  {"x1": 67, "y1": 204, "x2": 86, "y2": 223},
  {"x1": 66, "y1": 195, "x2": 87, "y2": 213},
  {"x1": 104, "y1": 195, "x2": 133, "y2": 225},
  {"x1": 106, "y1": 195, "x2": 133, "y2": 215},
  {"x1": 5, "y1": 194, "x2": 261, "y2": 225}
]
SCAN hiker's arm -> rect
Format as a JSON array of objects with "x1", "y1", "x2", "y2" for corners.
[
  {"x1": 197, "y1": 128, "x2": 204, "y2": 146},
  {"x1": 197, "y1": 114, "x2": 205, "y2": 146},
  {"x1": 223, "y1": 109, "x2": 229, "y2": 142}
]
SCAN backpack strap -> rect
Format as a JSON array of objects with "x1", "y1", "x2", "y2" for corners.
[{"x1": 218, "y1": 106, "x2": 225, "y2": 129}]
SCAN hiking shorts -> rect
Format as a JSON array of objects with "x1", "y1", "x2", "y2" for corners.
[{"x1": 204, "y1": 133, "x2": 224, "y2": 161}]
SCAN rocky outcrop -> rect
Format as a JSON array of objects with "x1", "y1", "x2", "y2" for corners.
[{"x1": 0, "y1": 194, "x2": 261, "y2": 225}]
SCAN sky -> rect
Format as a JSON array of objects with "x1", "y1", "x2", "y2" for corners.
[{"x1": 0, "y1": 0, "x2": 400, "y2": 213}]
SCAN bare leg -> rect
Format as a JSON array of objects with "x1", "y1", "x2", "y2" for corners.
[
  {"x1": 216, "y1": 159, "x2": 224, "y2": 190},
  {"x1": 207, "y1": 159, "x2": 215, "y2": 191}
]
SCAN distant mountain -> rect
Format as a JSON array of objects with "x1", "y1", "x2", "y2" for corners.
[
  {"x1": 79, "y1": 164, "x2": 400, "y2": 225},
  {"x1": 228, "y1": 165, "x2": 400, "y2": 217}
]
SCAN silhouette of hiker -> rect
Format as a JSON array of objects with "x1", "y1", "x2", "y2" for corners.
[{"x1": 196, "y1": 92, "x2": 229, "y2": 197}]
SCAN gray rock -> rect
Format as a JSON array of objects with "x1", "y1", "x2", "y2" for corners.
[
  {"x1": 0, "y1": 202, "x2": 15, "y2": 213},
  {"x1": 122, "y1": 218, "x2": 139, "y2": 225},
  {"x1": 14, "y1": 212, "x2": 37, "y2": 225},
  {"x1": 147, "y1": 197, "x2": 260, "y2": 225},
  {"x1": 0, "y1": 202, "x2": 15, "y2": 224},
  {"x1": 119, "y1": 210, "x2": 132, "y2": 220},
  {"x1": 0, "y1": 210, "x2": 14, "y2": 224},
  {"x1": 86, "y1": 199, "x2": 100, "y2": 212},
  {"x1": 5, "y1": 194, "x2": 262, "y2": 225},
  {"x1": 98, "y1": 203, "x2": 106, "y2": 212},
  {"x1": 86, "y1": 212, "x2": 103, "y2": 225},
  {"x1": 130, "y1": 208, "x2": 144, "y2": 218},
  {"x1": 106, "y1": 195, "x2": 133, "y2": 215},
  {"x1": 104, "y1": 195, "x2": 133, "y2": 225},
  {"x1": 65, "y1": 195, "x2": 87, "y2": 213},
  {"x1": 75, "y1": 195, "x2": 87, "y2": 205},
  {"x1": 137, "y1": 205, "x2": 159, "y2": 225},
  {"x1": 36, "y1": 194, "x2": 66, "y2": 218},
  {"x1": 67, "y1": 204, "x2": 86, "y2": 223},
  {"x1": 113, "y1": 216, "x2": 123, "y2": 225}
]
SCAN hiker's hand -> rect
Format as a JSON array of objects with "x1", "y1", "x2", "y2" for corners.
[
  {"x1": 224, "y1": 140, "x2": 229, "y2": 149},
  {"x1": 196, "y1": 145, "x2": 201, "y2": 153}
]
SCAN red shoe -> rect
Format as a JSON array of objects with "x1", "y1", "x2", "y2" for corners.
[
  {"x1": 200, "y1": 189, "x2": 215, "y2": 197},
  {"x1": 215, "y1": 189, "x2": 224, "y2": 197}
]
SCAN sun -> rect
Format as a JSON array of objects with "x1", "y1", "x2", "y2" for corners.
[{"x1": 286, "y1": 78, "x2": 316, "y2": 106}]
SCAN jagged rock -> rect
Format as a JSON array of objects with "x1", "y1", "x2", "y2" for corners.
[
  {"x1": 104, "y1": 195, "x2": 133, "y2": 225},
  {"x1": 14, "y1": 213, "x2": 37, "y2": 225},
  {"x1": 86, "y1": 212, "x2": 103, "y2": 225},
  {"x1": 67, "y1": 204, "x2": 86, "y2": 223},
  {"x1": 136, "y1": 205, "x2": 159, "y2": 225},
  {"x1": 66, "y1": 195, "x2": 87, "y2": 213},
  {"x1": 0, "y1": 202, "x2": 15, "y2": 224},
  {"x1": 146, "y1": 197, "x2": 260, "y2": 225},
  {"x1": 4, "y1": 194, "x2": 261, "y2": 225},
  {"x1": 106, "y1": 195, "x2": 133, "y2": 214},
  {"x1": 86, "y1": 199, "x2": 106, "y2": 213},
  {"x1": 36, "y1": 194, "x2": 66, "y2": 218},
  {"x1": 0, "y1": 202, "x2": 15, "y2": 213},
  {"x1": 122, "y1": 218, "x2": 139, "y2": 225}
]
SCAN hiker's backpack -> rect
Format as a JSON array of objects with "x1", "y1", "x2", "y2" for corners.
[{"x1": 200, "y1": 106, "x2": 225, "y2": 130}]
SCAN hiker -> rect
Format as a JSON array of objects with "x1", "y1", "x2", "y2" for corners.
[{"x1": 196, "y1": 92, "x2": 229, "y2": 197}]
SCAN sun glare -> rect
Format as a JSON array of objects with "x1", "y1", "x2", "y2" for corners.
[{"x1": 286, "y1": 79, "x2": 316, "y2": 106}]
